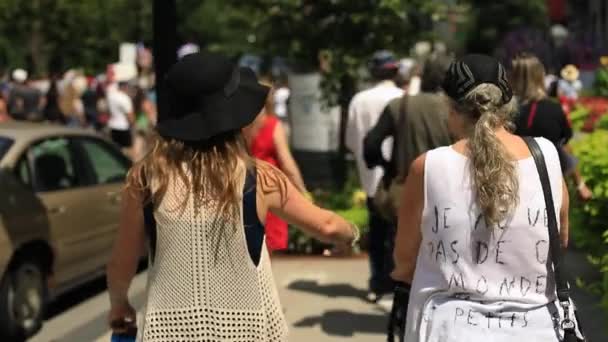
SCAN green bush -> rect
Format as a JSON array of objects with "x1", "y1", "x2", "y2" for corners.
[
  {"x1": 571, "y1": 130, "x2": 608, "y2": 310},
  {"x1": 594, "y1": 67, "x2": 608, "y2": 98},
  {"x1": 570, "y1": 105, "x2": 591, "y2": 132},
  {"x1": 287, "y1": 163, "x2": 370, "y2": 254},
  {"x1": 597, "y1": 115, "x2": 608, "y2": 131}
]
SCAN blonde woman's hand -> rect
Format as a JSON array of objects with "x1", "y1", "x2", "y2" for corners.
[
  {"x1": 335, "y1": 222, "x2": 360, "y2": 253},
  {"x1": 108, "y1": 301, "x2": 137, "y2": 334}
]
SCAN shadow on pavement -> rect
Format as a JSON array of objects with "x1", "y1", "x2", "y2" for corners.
[
  {"x1": 564, "y1": 248, "x2": 608, "y2": 341},
  {"x1": 288, "y1": 280, "x2": 368, "y2": 301},
  {"x1": 46, "y1": 277, "x2": 108, "y2": 319},
  {"x1": 45, "y1": 262, "x2": 147, "y2": 320},
  {"x1": 294, "y1": 310, "x2": 387, "y2": 337}
]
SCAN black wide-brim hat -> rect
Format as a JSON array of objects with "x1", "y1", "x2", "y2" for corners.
[{"x1": 157, "y1": 52, "x2": 270, "y2": 142}]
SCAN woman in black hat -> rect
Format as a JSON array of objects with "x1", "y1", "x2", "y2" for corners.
[
  {"x1": 389, "y1": 54, "x2": 578, "y2": 341},
  {"x1": 106, "y1": 52, "x2": 359, "y2": 341}
]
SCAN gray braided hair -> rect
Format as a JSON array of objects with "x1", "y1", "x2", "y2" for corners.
[{"x1": 451, "y1": 83, "x2": 519, "y2": 226}]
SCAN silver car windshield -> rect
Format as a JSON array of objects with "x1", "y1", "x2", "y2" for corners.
[{"x1": 0, "y1": 137, "x2": 13, "y2": 160}]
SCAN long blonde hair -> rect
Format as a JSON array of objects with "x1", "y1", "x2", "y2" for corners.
[
  {"x1": 510, "y1": 53, "x2": 546, "y2": 104},
  {"x1": 451, "y1": 84, "x2": 519, "y2": 226},
  {"x1": 127, "y1": 130, "x2": 252, "y2": 219},
  {"x1": 127, "y1": 129, "x2": 290, "y2": 221}
]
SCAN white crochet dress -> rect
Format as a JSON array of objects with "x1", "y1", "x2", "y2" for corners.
[{"x1": 139, "y1": 167, "x2": 288, "y2": 341}]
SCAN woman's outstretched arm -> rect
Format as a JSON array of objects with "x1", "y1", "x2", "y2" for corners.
[{"x1": 257, "y1": 161, "x2": 356, "y2": 246}]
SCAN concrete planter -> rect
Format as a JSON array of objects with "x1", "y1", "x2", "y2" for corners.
[{"x1": 288, "y1": 72, "x2": 342, "y2": 188}]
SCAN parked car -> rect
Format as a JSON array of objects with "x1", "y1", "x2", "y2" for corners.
[{"x1": 0, "y1": 121, "x2": 131, "y2": 339}]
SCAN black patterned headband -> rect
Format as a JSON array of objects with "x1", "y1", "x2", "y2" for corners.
[{"x1": 443, "y1": 54, "x2": 513, "y2": 105}]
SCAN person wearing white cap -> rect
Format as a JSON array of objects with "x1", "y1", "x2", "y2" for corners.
[
  {"x1": 346, "y1": 50, "x2": 403, "y2": 301},
  {"x1": 107, "y1": 81, "x2": 135, "y2": 158},
  {"x1": 8, "y1": 68, "x2": 44, "y2": 121},
  {"x1": 12, "y1": 69, "x2": 27, "y2": 83},
  {"x1": 396, "y1": 58, "x2": 420, "y2": 95},
  {"x1": 177, "y1": 42, "x2": 200, "y2": 59}
]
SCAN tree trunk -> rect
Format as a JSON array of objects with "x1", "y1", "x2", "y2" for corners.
[
  {"x1": 29, "y1": 0, "x2": 45, "y2": 76},
  {"x1": 336, "y1": 74, "x2": 356, "y2": 190},
  {"x1": 153, "y1": 0, "x2": 178, "y2": 122}
]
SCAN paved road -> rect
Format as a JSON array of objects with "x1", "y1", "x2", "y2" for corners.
[
  {"x1": 30, "y1": 256, "x2": 390, "y2": 342},
  {"x1": 29, "y1": 254, "x2": 607, "y2": 341}
]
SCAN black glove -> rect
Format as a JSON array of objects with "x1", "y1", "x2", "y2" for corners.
[{"x1": 387, "y1": 281, "x2": 411, "y2": 342}]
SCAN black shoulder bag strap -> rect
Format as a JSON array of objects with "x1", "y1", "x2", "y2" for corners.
[
  {"x1": 523, "y1": 137, "x2": 582, "y2": 341},
  {"x1": 384, "y1": 95, "x2": 408, "y2": 187}
]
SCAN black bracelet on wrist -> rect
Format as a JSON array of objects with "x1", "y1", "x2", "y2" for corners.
[{"x1": 394, "y1": 281, "x2": 411, "y2": 291}]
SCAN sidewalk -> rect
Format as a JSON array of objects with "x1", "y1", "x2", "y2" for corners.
[
  {"x1": 30, "y1": 254, "x2": 606, "y2": 341},
  {"x1": 274, "y1": 254, "x2": 607, "y2": 341},
  {"x1": 274, "y1": 256, "x2": 388, "y2": 341},
  {"x1": 563, "y1": 248, "x2": 607, "y2": 341}
]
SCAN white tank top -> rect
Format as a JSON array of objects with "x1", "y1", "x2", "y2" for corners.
[{"x1": 406, "y1": 137, "x2": 564, "y2": 341}]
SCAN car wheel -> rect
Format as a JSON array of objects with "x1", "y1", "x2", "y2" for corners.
[{"x1": 0, "y1": 259, "x2": 47, "y2": 340}]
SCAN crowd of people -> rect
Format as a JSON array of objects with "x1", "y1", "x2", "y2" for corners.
[
  {"x1": 0, "y1": 44, "x2": 593, "y2": 341},
  {"x1": 0, "y1": 66, "x2": 157, "y2": 160},
  {"x1": 99, "y1": 46, "x2": 592, "y2": 341}
]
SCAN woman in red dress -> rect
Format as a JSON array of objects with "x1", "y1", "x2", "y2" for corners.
[{"x1": 244, "y1": 88, "x2": 307, "y2": 252}]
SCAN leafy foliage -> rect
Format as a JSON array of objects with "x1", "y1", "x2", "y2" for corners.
[
  {"x1": 0, "y1": 0, "x2": 265, "y2": 76},
  {"x1": 465, "y1": 0, "x2": 548, "y2": 55},
  {"x1": 594, "y1": 66, "x2": 608, "y2": 98},
  {"x1": 287, "y1": 163, "x2": 370, "y2": 254},
  {"x1": 0, "y1": 0, "x2": 153, "y2": 75},
  {"x1": 230, "y1": 0, "x2": 438, "y2": 69},
  {"x1": 570, "y1": 130, "x2": 608, "y2": 311},
  {"x1": 175, "y1": 0, "x2": 265, "y2": 55},
  {"x1": 570, "y1": 105, "x2": 591, "y2": 132},
  {"x1": 227, "y1": 0, "x2": 444, "y2": 105},
  {"x1": 495, "y1": 27, "x2": 553, "y2": 70},
  {"x1": 0, "y1": 0, "x2": 443, "y2": 92}
]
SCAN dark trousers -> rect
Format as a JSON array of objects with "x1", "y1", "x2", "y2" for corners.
[{"x1": 366, "y1": 197, "x2": 396, "y2": 294}]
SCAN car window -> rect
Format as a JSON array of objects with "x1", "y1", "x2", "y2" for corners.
[
  {"x1": 0, "y1": 137, "x2": 13, "y2": 160},
  {"x1": 31, "y1": 138, "x2": 79, "y2": 192},
  {"x1": 79, "y1": 139, "x2": 129, "y2": 184},
  {"x1": 15, "y1": 155, "x2": 31, "y2": 187}
]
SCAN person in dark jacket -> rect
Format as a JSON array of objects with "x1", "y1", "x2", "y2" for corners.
[
  {"x1": 43, "y1": 75, "x2": 65, "y2": 124},
  {"x1": 8, "y1": 69, "x2": 44, "y2": 121},
  {"x1": 364, "y1": 54, "x2": 453, "y2": 194}
]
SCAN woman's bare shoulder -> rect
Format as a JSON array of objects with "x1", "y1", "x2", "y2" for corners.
[
  {"x1": 409, "y1": 153, "x2": 427, "y2": 177},
  {"x1": 255, "y1": 160, "x2": 289, "y2": 194}
]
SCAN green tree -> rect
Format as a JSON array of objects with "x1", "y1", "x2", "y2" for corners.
[
  {"x1": 0, "y1": 0, "x2": 443, "y2": 80},
  {"x1": 228, "y1": 0, "x2": 443, "y2": 103},
  {"x1": 176, "y1": 0, "x2": 264, "y2": 55},
  {"x1": 464, "y1": 0, "x2": 548, "y2": 55},
  {"x1": 0, "y1": 0, "x2": 153, "y2": 76}
]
